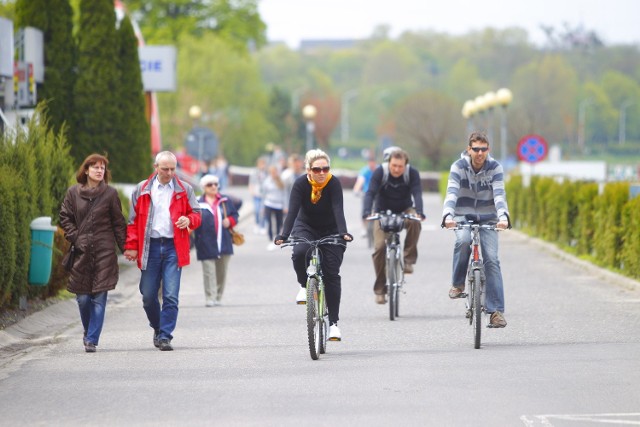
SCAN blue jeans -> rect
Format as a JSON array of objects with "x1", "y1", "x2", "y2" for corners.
[
  {"x1": 139, "y1": 238, "x2": 182, "y2": 341},
  {"x1": 451, "y1": 219, "x2": 505, "y2": 313},
  {"x1": 76, "y1": 291, "x2": 108, "y2": 345}
]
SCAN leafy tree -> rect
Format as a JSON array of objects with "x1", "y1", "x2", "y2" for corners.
[
  {"x1": 114, "y1": 15, "x2": 150, "y2": 182},
  {"x1": 15, "y1": 0, "x2": 75, "y2": 134},
  {"x1": 158, "y1": 33, "x2": 274, "y2": 165},
  {"x1": 72, "y1": 0, "x2": 120, "y2": 163},
  {"x1": 124, "y1": 0, "x2": 266, "y2": 50},
  {"x1": 510, "y1": 55, "x2": 579, "y2": 149},
  {"x1": 393, "y1": 89, "x2": 460, "y2": 170}
]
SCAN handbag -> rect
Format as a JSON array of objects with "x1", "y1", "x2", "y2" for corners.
[
  {"x1": 62, "y1": 191, "x2": 103, "y2": 272},
  {"x1": 223, "y1": 202, "x2": 245, "y2": 246}
]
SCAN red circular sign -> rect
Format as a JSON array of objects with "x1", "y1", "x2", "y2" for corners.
[{"x1": 517, "y1": 134, "x2": 548, "y2": 163}]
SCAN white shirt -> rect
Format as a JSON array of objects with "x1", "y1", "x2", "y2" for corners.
[{"x1": 150, "y1": 178, "x2": 174, "y2": 238}]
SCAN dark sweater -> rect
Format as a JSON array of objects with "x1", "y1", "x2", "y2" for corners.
[{"x1": 281, "y1": 174, "x2": 348, "y2": 237}]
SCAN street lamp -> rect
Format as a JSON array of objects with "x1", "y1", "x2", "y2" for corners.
[
  {"x1": 462, "y1": 100, "x2": 476, "y2": 135},
  {"x1": 188, "y1": 105, "x2": 204, "y2": 170},
  {"x1": 483, "y1": 91, "x2": 498, "y2": 145},
  {"x1": 341, "y1": 89, "x2": 358, "y2": 143},
  {"x1": 496, "y1": 88, "x2": 513, "y2": 164},
  {"x1": 578, "y1": 98, "x2": 593, "y2": 154},
  {"x1": 619, "y1": 100, "x2": 634, "y2": 146},
  {"x1": 302, "y1": 104, "x2": 317, "y2": 152}
]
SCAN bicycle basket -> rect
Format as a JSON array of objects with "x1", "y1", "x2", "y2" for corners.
[{"x1": 380, "y1": 215, "x2": 405, "y2": 232}]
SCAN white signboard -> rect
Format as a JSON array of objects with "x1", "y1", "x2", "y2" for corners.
[
  {"x1": 24, "y1": 27, "x2": 44, "y2": 83},
  {"x1": 0, "y1": 17, "x2": 13, "y2": 77},
  {"x1": 139, "y1": 46, "x2": 176, "y2": 92}
]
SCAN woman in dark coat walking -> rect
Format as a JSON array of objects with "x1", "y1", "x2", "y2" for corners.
[{"x1": 59, "y1": 154, "x2": 127, "y2": 352}]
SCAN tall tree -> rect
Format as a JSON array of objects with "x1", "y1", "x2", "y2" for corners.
[
  {"x1": 114, "y1": 15, "x2": 150, "y2": 182},
  {"x1": 15, "y1": 0, "x2": 75, "y2": 134},
  {"x1": 72, "y1": 0, "x2": 120, "y2": 162},
  {"x1": 124, "y1": 0, "x2": 266, "y2": 50}
]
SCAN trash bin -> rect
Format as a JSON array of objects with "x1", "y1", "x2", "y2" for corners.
[{"x1": 29, "y1": 216, "x2": 58, "y2": 286}]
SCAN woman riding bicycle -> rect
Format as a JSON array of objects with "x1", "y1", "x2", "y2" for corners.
[{"x1": 274, "y1": 149, "x2": 353, "y2": 341}]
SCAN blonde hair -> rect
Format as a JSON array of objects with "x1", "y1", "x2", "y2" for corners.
[{"x1": 305, "y1": 149, "x2": 330, "y2": 170}]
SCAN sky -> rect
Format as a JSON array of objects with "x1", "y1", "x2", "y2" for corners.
[{"x1": 258, "y1": 0, "x2": 640, "y2": 48}]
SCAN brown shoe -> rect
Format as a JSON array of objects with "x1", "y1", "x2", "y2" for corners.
[
  {"x1": 488, "y1": 311, "x2": 507, "y2": 328},
  {"x1": 404, "y1": 263, "x2": 414, "y2": 274},
  {"x1": 448, "y1": 286, "x2": 465, "y2": 299},
  {"x1": 375, "y1": 294, "x2": 387, "y2": 304}
]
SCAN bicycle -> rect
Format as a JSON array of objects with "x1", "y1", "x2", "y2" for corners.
[
  {"x1": 280, "y1": 234, "x2": 347, "y2": 360},
  {"x1": 367, "y1": 211, "x2": 421, "y2": 321},
  {"x1": 447, "y1": 221, "x2": 502, "y2": 349}
]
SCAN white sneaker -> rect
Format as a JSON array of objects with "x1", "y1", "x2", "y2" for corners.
[
  {"x1": 296, "y1": 287, "x2": 306, "y2": 304},
  {"x1": 329, "y1": 324, "x2": 342, "y2": 341},
  {"x1": 205, "y1": 300, "x2": 214, "y2": 307}
]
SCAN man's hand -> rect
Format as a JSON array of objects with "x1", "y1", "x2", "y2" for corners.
[
  {"x1": 124, "y1": 249, "x2": 138, "y2": 262},
  {"x1": 444, "y1": 218, "x2": 457, "y2": 229},
  {"x1": 496, "y1": 220, "x2": 509, "y2": 230},
  {"x1": 175, "y1": 216, "x2": 190, "y2": 229}
]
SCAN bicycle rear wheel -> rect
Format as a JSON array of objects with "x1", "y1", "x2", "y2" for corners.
[
  {"x1": 387, "y1": 248, "x2": 398, "y2": 321},
  {"x1": 472, "y1": 269, "x2": 482, "y2": 349},
  {"x1": 306, "y1": 278, "x2": 321, "y2": 360}
]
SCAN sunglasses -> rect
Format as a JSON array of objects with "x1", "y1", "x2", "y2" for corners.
[
  {"x1": 470, "y1": 147, "x2": 489, "y2": 153},
  {"x1": 310, "y1": 166, "x2": 331, "y2": 173},
  {"x1": 205, "y1": 182, "x2": 219, "y2": 187}
]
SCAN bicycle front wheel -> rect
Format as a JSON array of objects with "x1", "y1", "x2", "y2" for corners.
[
  {"x1": 306, "y1": 278, "x2": 321, "y2": 360},
  {"x1": 387, "y1": 248, "x2": 398, "y2": 321},
  {"x1": 472, "y1": 269, "x2": 482, "y2": 349}
]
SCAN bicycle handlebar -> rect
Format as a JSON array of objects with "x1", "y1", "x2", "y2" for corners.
[
  {"x1": 280, "y1": 234, "x2": 349, "y2": 249},
  {"x1": 446, "y1": 223, "x2": 504, "y2": 232},
  {"x1": 365, "y1": 212, "x2": 422, "y2": 222}
]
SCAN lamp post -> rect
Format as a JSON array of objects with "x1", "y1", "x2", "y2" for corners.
[
  {"x1": 188, "y1": 105, "x2": 204, "y2": 169},
  {"x1": 496, "y1": 88, "x2": 513, "y2": 165},
  {"x1": 577, "y1": 98, "x2": 593, "y2": 154},
  {"x1": 462, "y1": 100, "x2": 476, "y2": 135},
  {"x1": 619, "y1": 100, "x2": 634, "y2": 146},
  {"x1": 341, "y1": 89, "x2": 358, "y2": 143},
  {"x1": 483, "y1": 91, "x2": 498, "y2": 144},
  {"x1": 302, "y1": 104, "x2": 317, "y2": 152}
]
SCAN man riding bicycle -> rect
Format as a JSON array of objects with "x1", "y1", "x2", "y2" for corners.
[
  {"x1": 442, "y1": 132, "x2": 510, "y2": 328},
  {"x1": 363, "y1": 148, "x2": 425, "y2": 304}
]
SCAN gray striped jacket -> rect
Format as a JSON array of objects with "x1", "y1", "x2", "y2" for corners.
[{"x1": 442, "y1": 152, "x2": 510, "y2": 224}]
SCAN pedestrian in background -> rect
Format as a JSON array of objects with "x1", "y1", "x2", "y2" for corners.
[
  {"x1": 59, "y1": 153, "x2": 127, "y2": 353},
  {"x1": 124, "y1": 151, "x2": 202, "y2": 351},
  {"x1": 249, "y1": 156, "x2": 268, "y2": 234},
  {"x1": 193, "y1": 174, "x2": 239, "y2": 307},
  {"x1": 263, "y1": 164, "x2": 286, "y2": 251}
]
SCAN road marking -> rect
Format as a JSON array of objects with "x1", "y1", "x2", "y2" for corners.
[{"x1": 521, "y1": 413, "x2": 640, "y2": 426}]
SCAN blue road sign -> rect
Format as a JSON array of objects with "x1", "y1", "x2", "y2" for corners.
[{"x1": 517, "y1": 134, "x2": 548, "y2": 163}]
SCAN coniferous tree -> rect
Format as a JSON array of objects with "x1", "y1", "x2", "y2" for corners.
[
  {"x1": 113, "y1": 16, "x2": 150, "y2": 182},
  {"x1": 72, "y1": 0, "x2": 120, "y2": 163},
  {"x1": 15, "y1": 0, "x2": 75, "y2": 135}
]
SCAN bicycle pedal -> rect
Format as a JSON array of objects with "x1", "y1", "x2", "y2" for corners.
[
  {"x1": 296, "y1": 301, "x2": 306, "y2": 305},
  {"x1": 328, "y1": 337, "x2": 341, "y2": 342},
  {"x1": 459, "y1": 293, "x2": 468, "y2": 298}
]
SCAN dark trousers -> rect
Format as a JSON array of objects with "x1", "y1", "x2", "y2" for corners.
[
  {"x1": 291, "y1": 223, "x2": 345, "y2": 324},
  {"x1": 264, "y1": 206, "x2": 283, "y2": 241}
]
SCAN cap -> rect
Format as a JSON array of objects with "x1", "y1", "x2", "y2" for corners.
[{"x1": 199, "y1": 174, "x2": 219, "y2": 189}]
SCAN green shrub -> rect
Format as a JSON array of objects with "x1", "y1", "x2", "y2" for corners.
[
  {"x1": 0, "y1": 166, "x2": 19, "y2": 308},
  {"x1": 593, "y1": 182, "x2": 629, "y2": 269},
  {"x1": 620, "y1": 196, "x2": 640, "y2": 279}
]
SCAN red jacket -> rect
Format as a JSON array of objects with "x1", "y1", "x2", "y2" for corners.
[{"x1": 125, "y1": 174, "x2": 202, "y2": 269}]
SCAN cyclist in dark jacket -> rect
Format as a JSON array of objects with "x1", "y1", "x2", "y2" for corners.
[{"x1": 275, "y1": 149, "x2": 352, "y2": 341}]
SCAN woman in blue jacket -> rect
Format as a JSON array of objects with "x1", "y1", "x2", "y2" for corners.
[{"x1": 192, "y1": 174, "x2": 239, "y2": 306}]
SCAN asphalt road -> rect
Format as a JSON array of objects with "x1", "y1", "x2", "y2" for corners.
[{"x1": 1, "y1": 185, "x2": 639, "y2": 427}]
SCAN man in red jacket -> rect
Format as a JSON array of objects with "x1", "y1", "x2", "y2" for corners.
[{"x1": 124, "y1": 151, "x2": 201, "y2": 351}]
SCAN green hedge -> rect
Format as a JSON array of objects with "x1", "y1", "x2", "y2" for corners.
[
  {"x1": 0, "y1": 110, "x2": 74, "y2": 309},
  {"x1": 506, "y1": 174, "x2": 639, "y2": 280}
]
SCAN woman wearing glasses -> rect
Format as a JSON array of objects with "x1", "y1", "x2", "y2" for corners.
[
  {"x1": 274, "y1": 149, "x2": 352, "y2": 341},
  {"x1": 192, "y1": 174, "x2": 239, "y2": 307}
]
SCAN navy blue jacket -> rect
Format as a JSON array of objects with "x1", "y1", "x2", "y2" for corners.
[{"x1": 192, "y1": 194, "x2": 239, "y2": 260}]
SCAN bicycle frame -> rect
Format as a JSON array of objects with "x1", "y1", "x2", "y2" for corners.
[{"x1": 281, "y1": 234, "x2": 346, "y2": 360}]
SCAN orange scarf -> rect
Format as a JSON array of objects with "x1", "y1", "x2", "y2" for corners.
[{"x1": 308, "y1": 173, "x2": 332, "y2": 204}]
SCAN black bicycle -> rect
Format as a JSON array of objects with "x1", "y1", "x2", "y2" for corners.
[
  {"x1": 281, "y1": 234, "x2": 347, "y2": 360},
  {"x1": 367, "y1": 211, "x2": 421, "y2": 321}
]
